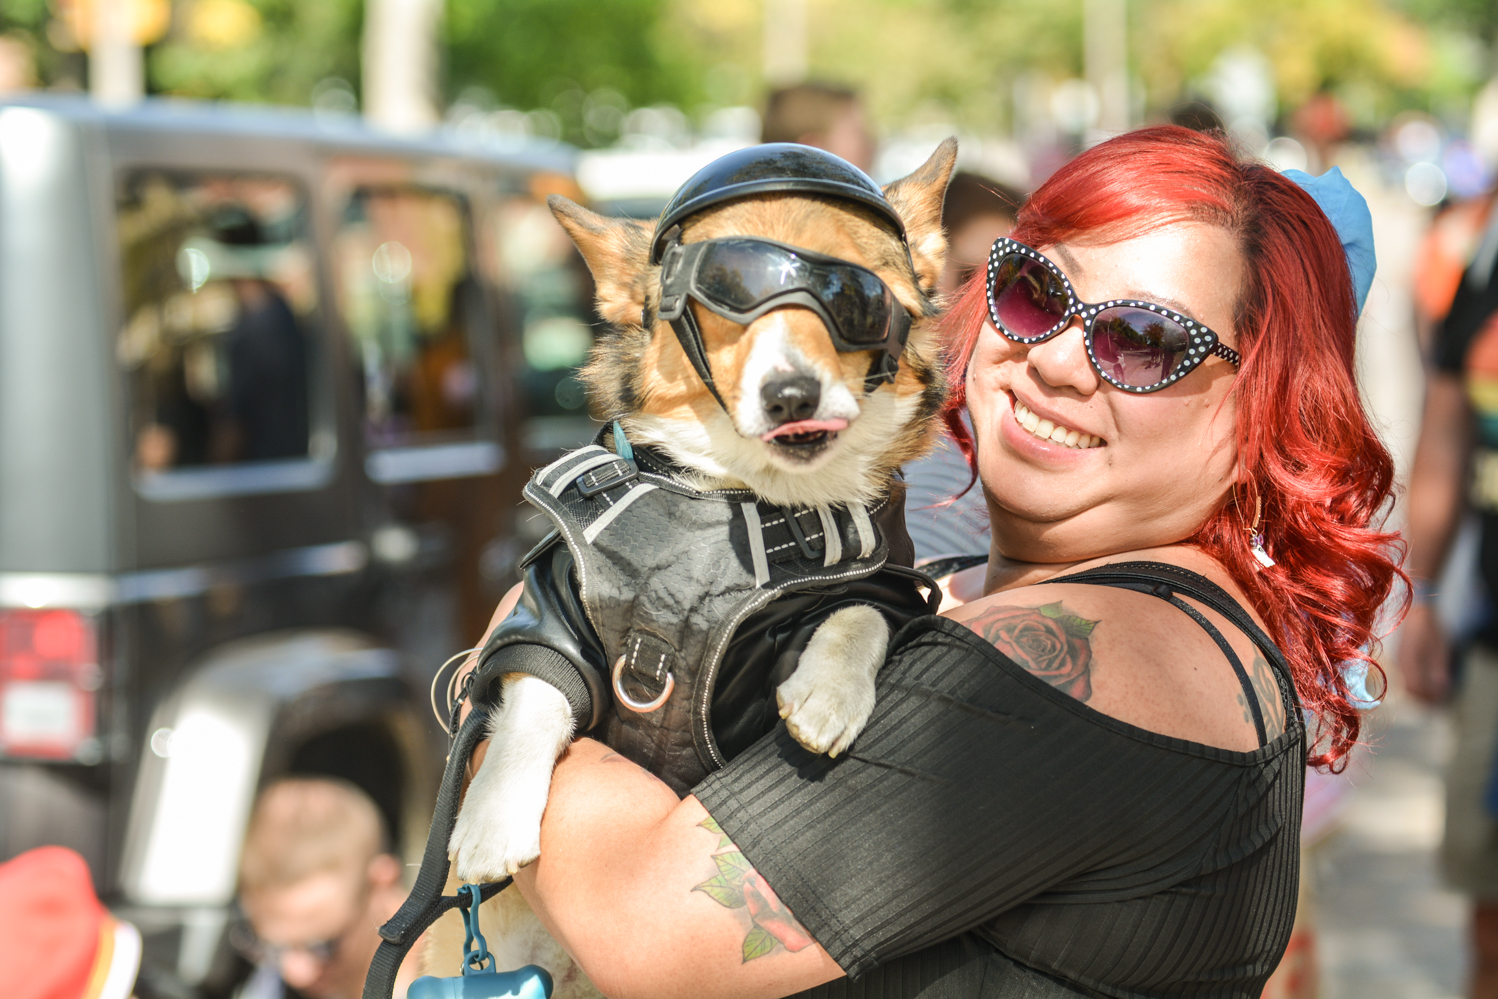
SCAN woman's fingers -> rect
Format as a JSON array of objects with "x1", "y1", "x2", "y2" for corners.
[{"x1": 1397, "y1": 604, "x2": 1452, "y2": 704}]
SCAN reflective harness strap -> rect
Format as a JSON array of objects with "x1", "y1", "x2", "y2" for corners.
[{"x1": 362, "y1": 710, "x2": 512, "y2": 999}]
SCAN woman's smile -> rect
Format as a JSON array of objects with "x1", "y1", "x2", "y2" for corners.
[{"x1": 1007, "y1": 392, "x2": 1105, "y2": 450}]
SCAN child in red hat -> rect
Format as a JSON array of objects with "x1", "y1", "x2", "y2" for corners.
[{"x1": 0, "y1": 846, "x2": 141, "y2": 999}]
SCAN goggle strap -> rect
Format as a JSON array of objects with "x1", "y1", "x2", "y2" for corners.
[
  {"x1": 657, "y1": 238, "x2": 732, "y2": 413},
  {"x1": 863, "y1": 352, "x2": 898, "y2": 390},
  {"x1": 667, "y1": 308, "x2": 731, "y2": 413}
]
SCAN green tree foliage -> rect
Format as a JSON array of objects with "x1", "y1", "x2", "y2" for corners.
[
  {"x1": 148, "y1": 0, "x2": 363, "y2": 105},
  {"x1": 0, "y1": 0, "x2": 80, "y2": 88},
  {"x1": 1, "y1": 0, "x2": 1494, "y2": 136},
  {"x1": 444, "y1": 0, "x2": 702, "y2": 117}
]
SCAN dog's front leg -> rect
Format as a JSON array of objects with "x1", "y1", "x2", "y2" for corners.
[
  {"x1": 776, "y1": 604, "x2": 888, "y2": 758},
  {"x1": 450, "y1": 673, "x2": 575, "y2": 881}
]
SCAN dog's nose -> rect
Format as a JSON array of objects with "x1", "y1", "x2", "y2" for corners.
[{"x1": 761, "y1": 375, "x2": 821, "y2": 425}]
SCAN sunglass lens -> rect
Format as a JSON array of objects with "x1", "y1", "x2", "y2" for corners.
[
  {"x1": 1091, "y1": 308, "x2": 1191, "y2": 387},
  {"x1": 991, "y1": 254, "x2": 1068, "y2": 338}
]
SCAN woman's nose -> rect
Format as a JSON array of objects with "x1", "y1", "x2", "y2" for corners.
[{"x1": 1026, "y1": 319, "x2": 1099, "y2": 394}]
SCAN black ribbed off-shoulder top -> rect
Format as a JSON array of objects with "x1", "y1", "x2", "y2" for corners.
[{"x1": 693, "y1": 562, "x2": 1306, "y2": 998}]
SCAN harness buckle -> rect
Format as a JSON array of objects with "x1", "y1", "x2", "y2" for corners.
[
  {"x1": 785, "y1": 508, "x2": 826, "y2": 561},
  {"x1": 575, "y1": 457, "x2": 638, "y2": 498}
]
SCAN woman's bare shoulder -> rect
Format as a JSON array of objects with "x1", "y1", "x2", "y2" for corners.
[{"x1": 939, "y1": 547, "x2": 1281, "y2": 752}]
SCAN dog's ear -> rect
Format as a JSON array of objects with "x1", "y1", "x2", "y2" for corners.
[
  {"x1": 882, "y1": 137, "x2": 958, "y2": 295},
  {"x1": 548, "y1": 195, "x2": 656, "y2": 328}
]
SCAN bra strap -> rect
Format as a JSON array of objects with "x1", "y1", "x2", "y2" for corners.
[
  {"x1": 1162, "y1": 594, "x2": 1267, "y2": 746},
  {"x1": 1036, "y1": 561, "x2": 1300, "y2": 733}
]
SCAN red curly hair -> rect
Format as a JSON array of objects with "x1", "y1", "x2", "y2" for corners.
[{"x1": 942, "y1": 126, "x2": 1405, "y2": 769}]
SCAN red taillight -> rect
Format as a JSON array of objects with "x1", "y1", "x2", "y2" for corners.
[{"x1": 0, "y1": 609, "x2": 99, "y2": 760}]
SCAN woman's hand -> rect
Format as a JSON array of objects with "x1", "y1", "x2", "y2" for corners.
[
  {"x1": 456, "y1": 590, "x2": 842, "y2": 996},
  {"x1": 1399, "y1": 371, "x2": 1471, "y2": 706},
  {"x1": 1397, "y1": 602, "x2": 1452, "y2": 704}
]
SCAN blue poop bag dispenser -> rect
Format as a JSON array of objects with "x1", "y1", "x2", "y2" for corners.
[{"x1": 407, "y1": 885, "x2": 553, "y2": 999}]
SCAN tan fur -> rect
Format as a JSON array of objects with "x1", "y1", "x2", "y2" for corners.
[{"x1": 545, "y1": 137, "x2": 956, "y2": 501}]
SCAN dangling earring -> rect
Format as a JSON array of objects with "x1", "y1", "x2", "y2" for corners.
[{"x1": 1246, "y1": 492, "x2": 1275, "y2": 569}]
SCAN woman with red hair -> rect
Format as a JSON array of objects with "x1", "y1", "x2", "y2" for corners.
[{"x1": 471, "y1": 126, "x2": 1403, "y2": 998}]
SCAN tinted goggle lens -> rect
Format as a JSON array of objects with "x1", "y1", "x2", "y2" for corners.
[{"x1": 694, "y1": 240, "x2": 894, "y2": 345}]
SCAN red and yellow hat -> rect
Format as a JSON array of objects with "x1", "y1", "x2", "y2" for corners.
[{"x1": 0, "y1": 846, "x2": 141, "y2": 999}]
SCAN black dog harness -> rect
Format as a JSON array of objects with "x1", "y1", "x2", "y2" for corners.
[{"x1": 473, "y1": 433, "x2": 937, "y2": 793}]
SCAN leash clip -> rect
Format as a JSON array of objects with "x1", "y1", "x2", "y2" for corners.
[{"x1": 405, "y1": 884, "x2": 555, "y2": 998}]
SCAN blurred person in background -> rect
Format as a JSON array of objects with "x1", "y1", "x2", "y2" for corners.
[
  {"x1": 904, "y1": 170, "x2": 1022, "y2": 579},
  {"x1": 233, "y1": 778, "x2": 420, "y2": 999},
  {"x1": 761, "y1": 82, "x2": 876, "y2": 173},
  {"x1": 0, "y1": 33, "x2": 34, "y2": 94},
  {"x1": 1400, "y1": 178, "x2": 1498, "y2": 999},
  {"x1": 937, "y1": 171, "x2": 1022, "y2": 298},
  {"x1": 1413, "y1": 188, "x2": 1498, "y2": 355},
  {"x1": 0, "y1": 845, "x2": 142, "y2": 999}
]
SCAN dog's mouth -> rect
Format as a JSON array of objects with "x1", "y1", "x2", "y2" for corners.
[{"x1": 760, "y1": 418, "x2": 848, "y2": 455}]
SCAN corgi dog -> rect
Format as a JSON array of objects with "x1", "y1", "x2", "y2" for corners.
[{"x1": 425, "y1": 140, "x2": 955, "y2": 995}]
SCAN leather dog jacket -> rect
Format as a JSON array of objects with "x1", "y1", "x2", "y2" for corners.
[{"x1": 467, "y1": 438, "x2": 935, "y2": 795}]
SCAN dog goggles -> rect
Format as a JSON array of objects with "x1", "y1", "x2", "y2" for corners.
[
  {"x1": 657, "y1": 237, "x2": 913, "y2": 399},
  {"x1": 986, "y1": 237, "x2": 1241, "y2": 393}
]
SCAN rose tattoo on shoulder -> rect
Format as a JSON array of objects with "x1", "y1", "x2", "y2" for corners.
[
  {"x1": 970, "y1": 602, "x2": 1099, "y2": 701},
  {"x1": 693, "y1": 817, "x2": 814, "y2": 962}
]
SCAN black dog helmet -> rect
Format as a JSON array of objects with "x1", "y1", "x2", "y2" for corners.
[{"x1": 649, "y1": 144, "x2": 906, "y2": 264}]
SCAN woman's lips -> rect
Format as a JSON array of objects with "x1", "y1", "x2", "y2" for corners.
[{"x1": 1010, "y1": 399, "x2": 1103, "y2": 449}]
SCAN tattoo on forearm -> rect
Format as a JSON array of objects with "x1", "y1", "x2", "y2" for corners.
[
  {"x1": 693, "y1": 817, "x2": 814, "y2": 963},
  {"x1": 1247, "y1": 651, "x2": 1286, "y2": 738},
  {"x1": 968, "y1": 602, "x2": 1099, "y2": 701}
]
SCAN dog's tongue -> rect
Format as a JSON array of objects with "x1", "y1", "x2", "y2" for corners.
[{"x1": 761, "y1": 418, "x2": 849, "y2": 441}]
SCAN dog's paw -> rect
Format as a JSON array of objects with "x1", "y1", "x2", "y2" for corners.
[
  {"x1": 776, "y1": 605, "x2": 888, "y2": 757},
  {"x1": 449, "y1": 754, "x2": 548, "y2": 880},
  {"x1": 448, "y1": 675, "x2": 575, "y2": 880}
]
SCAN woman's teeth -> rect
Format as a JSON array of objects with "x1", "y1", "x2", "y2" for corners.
[{"x1": 1012, "y1": 400, "x2": 1102, "y2": 449}]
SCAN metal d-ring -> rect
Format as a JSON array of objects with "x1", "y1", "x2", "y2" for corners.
[{"x1": 612, "y1": 654, "x2": 675, "y2": 713}]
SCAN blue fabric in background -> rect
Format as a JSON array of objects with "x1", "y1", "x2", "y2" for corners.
[{"x1": 1283, "y1": 166, "x2": 1377, "y2": 314}]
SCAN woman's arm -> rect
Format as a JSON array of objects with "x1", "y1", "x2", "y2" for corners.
[
  {"x1": 1398, "y1": 372, "x2": 1472, "y2": 702},
  {"x1": 511, "y1": 739, "x2": 844, "y2": 999}
]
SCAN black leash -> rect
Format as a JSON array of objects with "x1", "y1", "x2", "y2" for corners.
[{"x1": 362, "y1": 708, "x2": 512, "y2": 999}]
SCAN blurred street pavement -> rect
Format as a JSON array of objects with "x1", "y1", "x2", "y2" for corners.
[{"x1": 1318, "y1": 691, "x2": 1465, "y2": 998}]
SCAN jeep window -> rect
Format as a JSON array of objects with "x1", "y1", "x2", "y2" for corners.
[
  {"x1": 488, "y1": 193, "x2": 599, "y2": 453},
  {"x1": 334, "y1": 187, "x2": 498, "y2": 484},
  {"x1": 117, "y1": 172, "x2": 327, "y2": 497}
]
